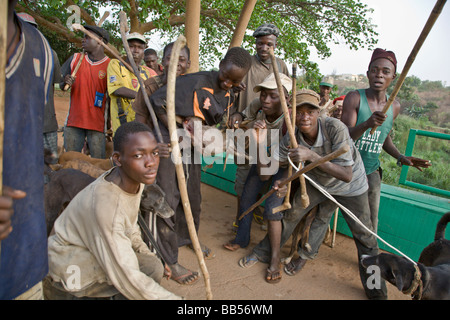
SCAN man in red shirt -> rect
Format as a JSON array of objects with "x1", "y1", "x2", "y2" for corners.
[{"x1": 60, "y1": 25, "x2": 111, "y2": 159}]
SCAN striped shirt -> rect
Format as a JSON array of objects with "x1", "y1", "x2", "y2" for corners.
[{"x1": 275, "y1": 117, "x2": 368, "y2": 197}]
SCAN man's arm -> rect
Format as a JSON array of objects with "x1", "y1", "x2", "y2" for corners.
[
  {"x1": 341, "y1": 90, "x2": 387, "y2": 141},
  {"x1": 288, "y1": 145, "x2": 353, "y2": 183}
]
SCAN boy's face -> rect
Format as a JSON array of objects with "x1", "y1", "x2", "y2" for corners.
[
  {"x1": 367, "y1": 58, "x2": 396, "y2": 91},
  {"x1": 295, "y1": 104, "x2": 319, "y2": 135},
  {"x1": 82, "y1": 34, "x2": 101, "y2": 54},
  {"x1": 162, "y1": 48, "x2": 191, "y2": 76},
  {"x1": 144, "y1": 54, "x2": 159, "y2": 70},
  {"x1": 218, "y1": 61, "x2": 248, "y2": 91},
  {"x1": 114, "y1": 132, "x2": 160, "y2": 186},
  {"x1": 259, "y1": 88, "x2": 283, "y2": 118},
  {"x1": 128, "y1": 40, "x2": 146, "y2": 65}
]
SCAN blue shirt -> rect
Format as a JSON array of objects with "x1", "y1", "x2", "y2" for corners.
[{"x1": 0, "y1": 14, "x2": 53, "y2": 299}]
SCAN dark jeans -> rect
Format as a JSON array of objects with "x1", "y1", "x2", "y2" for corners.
[
  {"x1": 253, "y1": 179, "x2": 387, "y2": 299},
  {"x1": 63, "y1": 126, "x2": 106, "y2": 159},
  {"x1": 232, "y1": 165, "x2": 285, "y2": 248}
]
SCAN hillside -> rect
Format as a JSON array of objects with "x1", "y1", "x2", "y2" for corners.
[{"x1": 332, "y1": 76, "x2": 450, "y2": 129}]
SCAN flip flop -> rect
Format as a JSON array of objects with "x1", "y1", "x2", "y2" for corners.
[
  {"x1": 172, "y1": 270, "x2": 199, "y2": 285},
  {"x1": 223, "y1": 242, "x2": 241, "y2": 251},
  {"x1": 238, "y1": 254, "x2": 259, "y2": 268},
  {"x1": 265, "y1": 267, "x2": 282, "y2": 284},
  {"x1": 284, "y1": 257, "x2": 307, "y2": 276}
]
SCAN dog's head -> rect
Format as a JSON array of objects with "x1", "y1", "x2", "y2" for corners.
[
  {"x1": 361, "y1": 253, "x2": 417, "y2": 292},
  {"x1": 140, "y1": 184, "x2": 174, "y2": 219}
]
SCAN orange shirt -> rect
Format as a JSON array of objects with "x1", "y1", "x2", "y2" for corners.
[{"x1": 67, "y1": 53, "x2": 110, "y2": 132}]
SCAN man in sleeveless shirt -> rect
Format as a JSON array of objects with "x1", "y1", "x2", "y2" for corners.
[
  {"x1": 1, "y1": 1, "x2": 54, "y2": 299},
  {"x1": 341, "y1": 48, "x2": 431, "y2": 233},
  {"x1": 60, "y1": 25, "x2": 111, "y2": 159}
]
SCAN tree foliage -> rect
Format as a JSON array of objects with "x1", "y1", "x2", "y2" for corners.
[{"x1": 17, "y1": 0, "x2": 378, "y2": 84}]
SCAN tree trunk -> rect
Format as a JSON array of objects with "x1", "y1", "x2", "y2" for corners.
[
  {"x1": 185, "y1": 0, "x2": 200, "y2": 73},
  {"x1": 229, "y1": 0, "x2": 257, "y2": 48}
]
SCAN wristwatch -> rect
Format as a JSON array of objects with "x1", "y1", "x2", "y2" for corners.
[{"x1": 397, "y1": 154, "x2": 405, "y2": 167}]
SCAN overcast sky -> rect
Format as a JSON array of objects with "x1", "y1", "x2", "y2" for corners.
[{"x1": 310, "y1": 0, "x2": 450, "y2": 85}]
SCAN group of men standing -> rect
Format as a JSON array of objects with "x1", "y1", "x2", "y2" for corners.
[{"x1": 0, "y1": 0, "x2": 431, "y2": 300}]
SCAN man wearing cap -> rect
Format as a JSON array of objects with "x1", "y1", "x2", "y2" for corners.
[
  {"x1": 239, "y1": 89, "x2": 388, "y2": 298},
  {"x1": 60, "y1": 24, "x2": 111, "y2": 159},
  {"x1": 318, "y1": 76, "x2": 334, "y2": 117},
  {"x1": 234, "y1": 23, "x2": 289, "y2": 116},
  {"x1": 231, "y1": 23, "x2": 289, "y2": 230},
  {"x1": 107, "y1": 32, "x2": 156, "y2": 134},
  {"x1": 341, "y1": 48, "x2": 430, "y2": 234},
  {"x1": 224, "y1": 74, "x2": 291, "y2": 283}
]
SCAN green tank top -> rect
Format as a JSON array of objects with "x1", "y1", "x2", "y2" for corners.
[{"x1": 354, "y1": 89, "x2": 393, "y2": 175}]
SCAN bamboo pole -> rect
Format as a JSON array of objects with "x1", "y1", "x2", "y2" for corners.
[
  {"x1": 166, "y1": 35, "x2": 212, "y2": 300},
  {"x1": 370, "y1": 0, "x2": 447, "y2": 135}
]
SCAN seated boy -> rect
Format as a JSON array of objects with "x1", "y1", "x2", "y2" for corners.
[{"x1": 44, "y1": 121, "x2": 181, "y2": 300}]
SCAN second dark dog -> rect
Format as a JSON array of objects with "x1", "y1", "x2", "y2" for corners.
[{"x1": 361, "y1": 212, "x2": 450, "y2": 300}]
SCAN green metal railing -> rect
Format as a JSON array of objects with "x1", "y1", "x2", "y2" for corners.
[{"x1": 399, "y1": 129, "x2": 450, "y2": 197}]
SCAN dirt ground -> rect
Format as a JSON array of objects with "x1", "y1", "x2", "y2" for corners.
[{"x1": 54, "y1": 93, "x2": 409, "y2": 301}]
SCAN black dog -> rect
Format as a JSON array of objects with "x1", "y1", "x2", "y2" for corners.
[{"x1": 361, "y1": 212, "x2": 450, "y2": 300}]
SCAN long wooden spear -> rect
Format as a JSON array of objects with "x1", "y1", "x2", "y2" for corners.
[
  {"x1": 166, "y1": 35, "x2": 212, "y2": 300},
  {"x1": 117, "y1": 11, "x2": 163, "y2": 143},
  {"x1": 370, "y1": 0, "x2": 447, "y2": 134},
  {"x1": 268, "y1": 47, "x2": 309, "y2": 209},
  {"x1": 239, "y1": 145, "x2": 349, "y2": 220}
]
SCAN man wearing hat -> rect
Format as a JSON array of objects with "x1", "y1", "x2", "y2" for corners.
[
  {"x1": 318, "y1": 76, "x2": 334, "y2": 117},
  {"x1": 341, "y1": 48, "x2": 430, "y2": 236},
  {"x1": 224, "y1": 74, "x2": 291, "y2": 284},
  {"x1": 60, "y1": 24, "x2": 111, "y2": 159},
  {"x1": 230, "y1": 23, "x2": 290, "y2": 230},
  {"x1": 239, "y1": 89, "x2": 388, "y2": 298},
  {"x1": 234, "y1": 23, "x2": 289, "y2": 116},
  {"x1": 107, "y1": 32, "x2": 156, "y2": 134}
]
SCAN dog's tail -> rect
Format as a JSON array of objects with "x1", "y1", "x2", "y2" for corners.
[{"x1": 434, "y1": 212, "x2": 450, "y2": 241}]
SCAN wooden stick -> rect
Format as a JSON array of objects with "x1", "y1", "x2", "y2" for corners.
[
  {"x1": 239, "y1": 145, "x2": 349, "y2": 220},
  {"x1": 369, "y1": 0, "x2": 447, "y2": 135},
  {"x1": 0, "y1": 0, "x2": 8, "y2": 259},
  {"x1": 273, "y1": 63, "x2": 297, "y2": 214},
  {"x1": 72, "y1": 23, "x2": 133, "y2": 73},
  {"x1": 97, "y1": 11, "x2": 110, "y2": 27},
  {"x1": 269, "y1": 48, "x2": 309, "y2": 208},
  {"x1": 63, "y1": 52, "x2": 84, "y2": 91},
  {"x1": 117, "y1": 11, "x2": 163, "y2": 143},
  {"x1": 166, "y1": 35, "x2": 212, "y2": 300}
]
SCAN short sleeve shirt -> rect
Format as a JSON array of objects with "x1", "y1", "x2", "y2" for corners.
[{"x1": 274, "y1": 117, "x2": 368, "y2": 196}]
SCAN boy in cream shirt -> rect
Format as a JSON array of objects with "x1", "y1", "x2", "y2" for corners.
[{"x1": 45, "y1": 121, "x2": 181, "y2": 300}]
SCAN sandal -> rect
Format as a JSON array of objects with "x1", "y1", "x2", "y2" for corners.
[
  {"x1": 284, "y1": 257, "x2": 307, "y2": 276},
  {"x1": 223, "y1": 242, "x2": 241, "y2": 251},
  {"x1": 265, "y1": 267, "x2": 282, "y2": 284},
  {"x1": 170, "y1": 264, "x2": 199, "y2": 285},
  {"x1": 238, "y1": 253, "x2": 259, "y2": 268}
]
